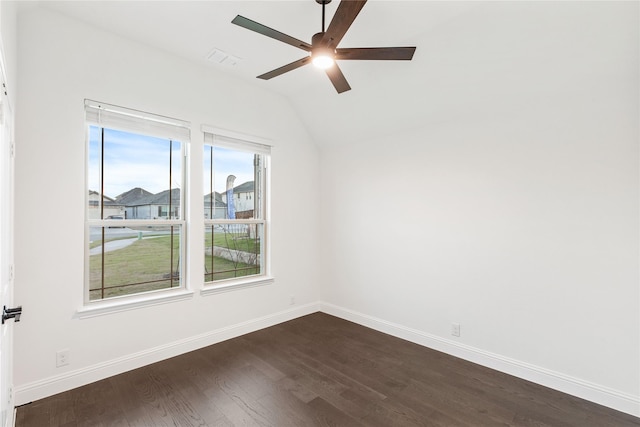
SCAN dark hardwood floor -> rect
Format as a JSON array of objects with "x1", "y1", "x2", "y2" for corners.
[{"x1": 16, "y1": 312, "x2": 640, "y2": 426}]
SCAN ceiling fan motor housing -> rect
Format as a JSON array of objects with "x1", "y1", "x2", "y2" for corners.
[{"x1": 312, "y1": 32, "x2": 335, "y2": 57}]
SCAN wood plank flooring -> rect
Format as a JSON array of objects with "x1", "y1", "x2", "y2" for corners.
[{"x1": 15, "y1": 312, "x2": 640, "y2": 426}]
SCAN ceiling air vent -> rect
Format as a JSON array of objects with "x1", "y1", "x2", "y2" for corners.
[{"x1": 206, "y1": 48, "x2": 241, "y2": 66}]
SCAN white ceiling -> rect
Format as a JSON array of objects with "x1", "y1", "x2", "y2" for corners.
[{"x1": 29, "y1": 1, "x2": 631, "y2": 146}]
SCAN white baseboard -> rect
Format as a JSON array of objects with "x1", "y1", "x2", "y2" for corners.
[
  {"x1": 319, "y1": 302, "x2": 640, "y2": 418},
  {"x1": 14, "y1": 302, "x2": 320, "y2": 406}
]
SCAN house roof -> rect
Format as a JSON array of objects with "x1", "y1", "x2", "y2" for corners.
[
  {"x1": 204, "y1": 192, "x2": 227, "y2": 208},
  {"x1": 89, "y1": 190, "x2": 120, "y2": 206},
  {"x1": 114, "y1": 188, "x2": 230, "y2": 208},
  {"x1": 115, "y1": 187, "x2": 153, "y2": 205},
  {"x1": 232, "y1": 181, "x2": 254, "y2": 194},
  {"x1": 128, "y1": 188, "x2": 181, "y2": 207}
]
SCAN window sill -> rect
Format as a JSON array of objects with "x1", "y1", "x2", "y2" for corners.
[
  {"x1": 75, "y1": 289, "x2": 194, "y2": 319},
  {"x1": 201, "y1": 276, "x2": 274, "y2": 296}
]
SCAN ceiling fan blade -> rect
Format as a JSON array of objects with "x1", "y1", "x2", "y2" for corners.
[
  {"x1": 336, "y1": 47, "x2": 416, "y2": 61},
  {"x1": 257, "y1": 57, "x2": 311, "y2": 80},
  {"x1": 232, "y1": 15, "x2": 312, "y2": 52},
  {"x1": 325, "y1": 64, "x2": 351, "y2": 93},
  {"x1": 322, "y1": 0, "x2": 367, "y2": 48}
]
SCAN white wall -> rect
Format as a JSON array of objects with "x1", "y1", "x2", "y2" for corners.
[
  {"x1": 320, "y1": 1, "x2": 639, "y2": 416},
  {"x1": 14, "y1": 7, "x2": 320, "y2": 402}
]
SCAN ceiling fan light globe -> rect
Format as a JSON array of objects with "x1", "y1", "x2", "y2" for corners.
[{"x1": 312, "y1": 55, "x2": 335, "y2": 69}]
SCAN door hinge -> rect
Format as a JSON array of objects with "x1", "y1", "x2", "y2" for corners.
[
  {"x1": 8, "y1": 264, "x2": 13, "y2": 281},
  {"x1": 10, "y1": 142, "x2": 14, "y2": 158}
]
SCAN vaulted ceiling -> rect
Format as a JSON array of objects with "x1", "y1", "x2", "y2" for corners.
[{"x1": 29, "y1": 1, "x2": 632, "y2": 146}]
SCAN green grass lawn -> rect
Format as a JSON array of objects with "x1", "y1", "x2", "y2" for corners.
[
  {"x1": 90, "y1": 231, "x2": 259, "y2": 300},
  {"x1": 204, "y1": 254, "x2": 259, "y2": 282},
  {"x1": 90, "y1": 234, "x2": 179, "y2": 300},
  {"x1": 203, "y1": 229, "x2": 261, "y2": 281},
  {"x1": 204, "y1": 229, "x2": 261, "y2": 254}
]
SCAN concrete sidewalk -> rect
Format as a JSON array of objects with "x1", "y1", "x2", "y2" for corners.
[{"x1": 89, "y1": 238, "x2": 137, "y2": 255}]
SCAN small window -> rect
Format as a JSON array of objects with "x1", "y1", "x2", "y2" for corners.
[
  {"x1": 203, "y1": 127, "x2": 270, "y2": 286},
  {"x1": 85, "y1": 100, "x2": 189, "y2": 303}
]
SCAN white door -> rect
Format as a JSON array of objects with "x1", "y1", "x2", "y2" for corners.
[{"x1": 0, "y1": 63, "x2": 15, "y2": 427}]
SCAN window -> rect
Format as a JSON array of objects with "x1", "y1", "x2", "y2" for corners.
[
  {"x1": 203, "y1": 126, "x2": 271, "y2": 287},
  {"x1": 85, "y1": 100, "x2": 189, "y2": 303}
]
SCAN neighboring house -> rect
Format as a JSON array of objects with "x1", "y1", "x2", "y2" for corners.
[
  {"x1": 113, "y1": 187, "x2": 228, "y2": 220},
  {"x1": 115, "y1": 187, "x2": 154, "y2": 219},
  {"x1": 124, "y1": 188, "x2": 181, "y2": 219},
  {"x1": 87, "y1": 190, "x2": 124, "y2": 220},
  {"x1": 220, "y1": 181, "x2": 254, "y2": 218},
  {"x1": 204, "y1": 192, "x2": 227, "y2": 219},
  {"x1": 115, "y1": 187, "x2": 153, "y2": 207}
]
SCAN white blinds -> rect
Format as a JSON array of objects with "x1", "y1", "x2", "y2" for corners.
[
  {"x1": 85, "y1": 99, "x2": 190, "y2": 142},
  {"x1": 202, "y1": 125, "x2": 272, "y2": 155}
]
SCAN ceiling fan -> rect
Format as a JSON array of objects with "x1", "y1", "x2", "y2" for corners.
[{"x1": 232, "y1": 0, "x2": 416, "y2": 94}]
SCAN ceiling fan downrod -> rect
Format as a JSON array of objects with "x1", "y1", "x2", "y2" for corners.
[{"x1": 317, "y1": 0, "x2": 331, "y2": 33}]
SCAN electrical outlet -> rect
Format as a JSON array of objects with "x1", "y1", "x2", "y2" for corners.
[
  {"x1": 451, "y1": 323, "x2": 461, "y2": 337},
  {"x1": 289, "y1": 295, "x2": 295, "y2": 305},
  {"x1": 56, "y1": 349, "x2": 70, "y2": 367}
]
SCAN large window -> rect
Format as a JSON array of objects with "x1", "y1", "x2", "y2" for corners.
[
  {"x1": 203, "y1": 127, "x2": 270, "y2": 286},
  {"x1": 85, "y1": 100, "x2": 189, "y2": 302}
]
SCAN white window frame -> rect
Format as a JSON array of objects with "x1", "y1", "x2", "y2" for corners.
[
  {"x1": 81, "y1": 100, "x2": 192, "y2": 312},
  {"x1": 202, "y1": 125, "x2": 273, "y2": 295}
]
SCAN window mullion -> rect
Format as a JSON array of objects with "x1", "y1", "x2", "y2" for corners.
[{"x1": 100, "y1": 127, "x2": 105, "y2": 300}]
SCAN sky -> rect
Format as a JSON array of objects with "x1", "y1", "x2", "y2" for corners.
[
  {"x1": 204, "y1": 146, "x2": 255, "y2": 196},
  {"x1": 88, "y1": 126, "x2": 255, "y2": 198}
]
